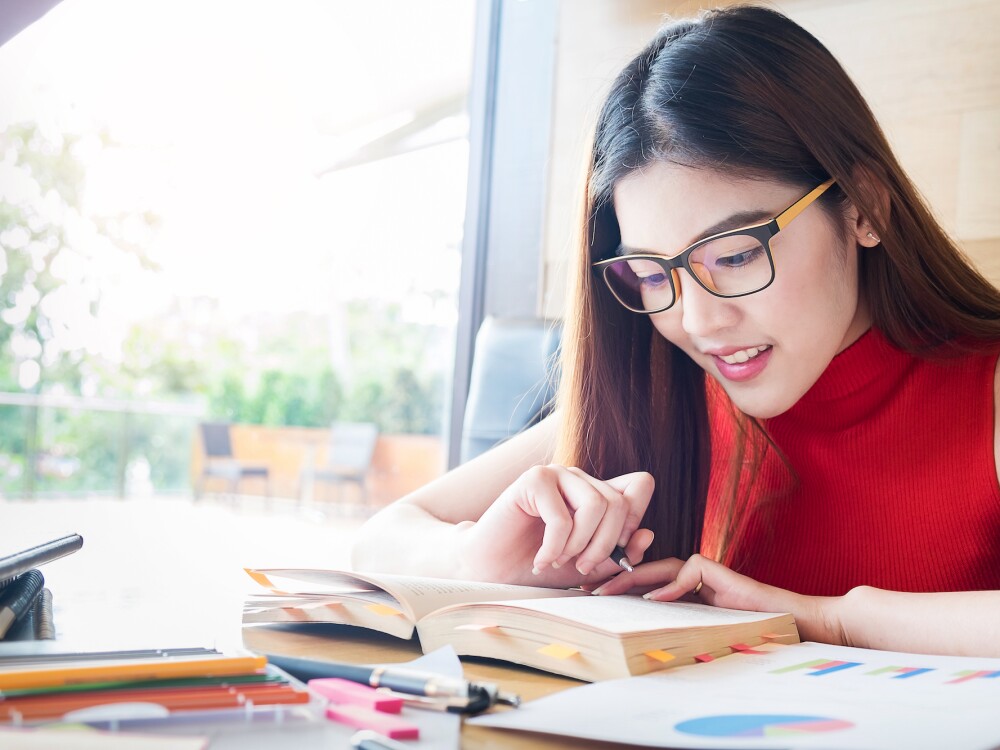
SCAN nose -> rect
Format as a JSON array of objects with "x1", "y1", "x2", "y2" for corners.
[{"x1": 673, "y1": 268, "x2": 739, "y2": 338}]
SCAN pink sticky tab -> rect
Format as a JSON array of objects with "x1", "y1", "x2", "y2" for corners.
[
  {"x1": 325, "y1": 703, "x2": 419, "y2": 739},
  {"x1": 309, "y1": 677, "x2": 403, "y2": 713},
  {"x1": 694, "y1": 653, "x2": 715, "y2": 663}
]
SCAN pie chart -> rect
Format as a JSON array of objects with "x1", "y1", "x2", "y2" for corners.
[{"x1": 675, "y1": 714, "x2": 854, "y2": 737}]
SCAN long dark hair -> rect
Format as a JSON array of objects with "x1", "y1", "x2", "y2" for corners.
[{"x1": 554, "y1": 5, "x2": 1000, "y2": 564}]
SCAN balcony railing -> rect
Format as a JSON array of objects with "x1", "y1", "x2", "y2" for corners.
[{"x1": 0, "y1": 393, "x2": 446, "y2": 507}]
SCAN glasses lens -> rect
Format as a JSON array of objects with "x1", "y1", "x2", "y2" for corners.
[
  {"x1": 688, "y1": 234, "x2": 773, "y2": 296},
  {"x1": 603, "y1": 258, "x2": 675, "y2": 313}
]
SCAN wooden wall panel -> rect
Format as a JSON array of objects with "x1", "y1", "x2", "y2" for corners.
[{"x1": 540, "y1": 0, "x2": 1000, "y2": 318}]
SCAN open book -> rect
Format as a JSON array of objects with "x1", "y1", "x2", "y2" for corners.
[{"x1": 243, "y1": 568, "x2": 799, "y2": 682}]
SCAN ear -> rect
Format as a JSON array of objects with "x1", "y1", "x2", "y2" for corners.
[{"x1": 849, "y1": 164, "x2": 891, "y2": 248}]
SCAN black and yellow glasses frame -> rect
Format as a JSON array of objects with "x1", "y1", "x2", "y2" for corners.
[{"x1": 592, "y1": 178, "x2": 836, "y2": 314}]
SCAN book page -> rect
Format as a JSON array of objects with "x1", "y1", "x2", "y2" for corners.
[
  {"x1": 470, "y1": 641, "x2": 1000, "y2": 749},
  {"x1": 250, "y1": 568, "x2": 584, "y2": 621},
  {"x1": 455, "y1": 595, "x2": 781, "y2": 634}
]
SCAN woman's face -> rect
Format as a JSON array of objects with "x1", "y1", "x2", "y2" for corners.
[{"x1": 613, "y1": 162, "x2": 870, "y2": 419}]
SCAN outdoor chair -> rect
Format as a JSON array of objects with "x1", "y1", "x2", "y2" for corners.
[
  {"x1": 196, "y1": 422, "x2": 270, "y2": 498},
  {"x1": 299, "y1": 421, "x2": 379, "y2": 505}
]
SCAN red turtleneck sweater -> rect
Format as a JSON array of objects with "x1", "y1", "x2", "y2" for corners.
[{"x1": 702, "y1": 327, "x2": 1000, "y2": 596}]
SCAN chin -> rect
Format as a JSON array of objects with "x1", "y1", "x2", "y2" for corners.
[{"x1": 720, "y1": 389, "x2": 796, "y2": 420}]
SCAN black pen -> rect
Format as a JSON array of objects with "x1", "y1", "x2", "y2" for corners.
[
  {"x1": 264, "y1": 653, "x2": 520, "y2": 712},
  {"x1": 610, "y1": 545, "x2": 634, "y2": 572},
  {"x1": 0, "y1": 569, "x2": 44, "y2": 639}
]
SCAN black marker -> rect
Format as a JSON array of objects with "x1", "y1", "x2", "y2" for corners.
[{"x1": 0, "y1": 534, "x2": 83, "y2": 581}]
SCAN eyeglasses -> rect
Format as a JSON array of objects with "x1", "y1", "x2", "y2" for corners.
[{"x1": 593, "y1": 179, "x2": 835, "y2": 314}]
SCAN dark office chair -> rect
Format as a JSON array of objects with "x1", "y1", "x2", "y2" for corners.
[
  {"x1": 196, "y1": 422, "x2": 270, "y2": 498},
  {"x1": 460, "y1": 316, "x2": 562, "y2": 463},
  {"x1": 299, "y1": 421, "x2": 379, "y2": 504}
]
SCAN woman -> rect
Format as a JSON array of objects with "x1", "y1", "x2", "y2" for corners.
[{"x1": 353, "y1": 5, "x2": 1000, "y2": 656}]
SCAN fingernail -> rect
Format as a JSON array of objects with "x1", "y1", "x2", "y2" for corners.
[
  {"x1": 551, "y1": 560, "x2": 561, "y2": 569},
  {"x1": 643, "y1": 590, "x2": 660, "y2": 600},
  {"x1": 577, "y1": 564, "x2": 590, "y2": 576},
  {"x1": 591, "y1": 585, "x2": 606, "y2": 596},
  {"x1": 532, "y1": 566, "x2": 541, "y2": 575}
]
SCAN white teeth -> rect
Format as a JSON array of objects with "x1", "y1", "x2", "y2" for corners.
[{"x1": 718, "y1": 345, "x2": 770, "y2": 365}]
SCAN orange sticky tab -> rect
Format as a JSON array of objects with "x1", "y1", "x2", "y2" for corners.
[
  {"x1": 281, "y1": 607, "x2": 310, "y2": 621},
  {"x1": 453, "y1": 623, "x2": 499, "y2": 631},
  {"x1": 694, "y1": 653, "x2": 714, "y2": 663},
  {"x1": 760, "y1": 633, "x2": 784, "y2": 641},
  {"x1": 644, "y1": 650, "x2": 676, "y2": 663},
  {"x1": 243, "y1": 568, "x2": 292, "y2": 595},
  {"x1": 365, "y1": 603, "x2": 404, "y2": 617},
  {"x1": 244, "y1": 568, "x2": 275, "y2": 589},
  {"x1": 536, "y1": 643, "x2": 579, "y2": 659}
]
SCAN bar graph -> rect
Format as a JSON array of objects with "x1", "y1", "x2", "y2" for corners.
[
  {"x1": 770, "y1": 658, "x2": 863, "y2": 676},
  {"x1": 866, "y1": 666, "x2": 936, "y2": 679}
]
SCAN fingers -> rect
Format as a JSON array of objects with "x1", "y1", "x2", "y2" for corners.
[
  {"x1": 565, "y1": 470, "x2": 656, "y2": 575},
  {"x1": 642, "y1": 554, "x2": 711, "y2": 603},
  {"x1": 623, "y1": 527, "x2": 655, "y2": 566},
  {"x1": 558, "y1": 468, "x2": 629, "y2": 575},
  {"x1": 590, "y1": 557, "x2": 684, "y2": 596},
  {"x1": 511, "y1": 465, "x2": 655, "y2": 577},
  {"x1": 605, "y1": 472, "x2": 656, "y2": 544}
]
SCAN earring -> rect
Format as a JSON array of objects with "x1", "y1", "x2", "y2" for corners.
[{"x1": 866, "y1": 231, "x2": 880, "y2": 244}]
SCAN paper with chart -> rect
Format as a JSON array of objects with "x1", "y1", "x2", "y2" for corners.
[{"x1": 469, "y1": 641, "x2": 1000, "y2": 749}]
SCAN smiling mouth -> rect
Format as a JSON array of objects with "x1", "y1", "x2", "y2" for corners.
[{"x1": 716, "y1": 345, "x2": 771, "y2": 365}]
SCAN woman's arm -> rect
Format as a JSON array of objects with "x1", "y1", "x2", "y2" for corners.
[
  {"x1": 351, "y1": 414, "x2": 657, "y2": 586},
  {"x1": 351, "y1": 415, "x2": 559, "y2": 577},
  {"x1": 591, "y1": 555, "x2": 1000, "y2": 657}
]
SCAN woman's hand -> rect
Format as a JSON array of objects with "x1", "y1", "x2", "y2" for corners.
[
  {"x1": 589, "y1": 553, "x2": 847, "y2": 644},
  {"x1": 454, "y1": 466, "x2": 656, "y2": 588}
]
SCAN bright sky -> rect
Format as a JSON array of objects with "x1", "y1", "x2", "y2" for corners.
[{"x1": 0, "y1": 0, "x2": 473, "y2": 329}]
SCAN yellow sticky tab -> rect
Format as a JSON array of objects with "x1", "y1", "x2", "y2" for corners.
[
  {"x1": 645, "y1": 650, "x2": 676, "y2": 663},
  {"x1": 454, "y1": 623, "x2": 499, "y2": 631},
  {"x1": 537, "y1": 643, "x2": 579, "y2": 659},
  {"x1": 365, "y1": 603, "x2": 404, "y2": 617}
]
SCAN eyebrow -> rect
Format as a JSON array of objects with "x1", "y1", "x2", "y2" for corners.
[{"x1": 619, "y1": 208, "x2": 774, "y2": 257}]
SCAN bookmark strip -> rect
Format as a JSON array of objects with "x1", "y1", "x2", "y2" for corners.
[
  {"x1": 243, "y1": 568, "x2": 291, "y2": 595},
  {"x1": 325, "y1": 703, "x2": 419, "y2": 739},
  {"x1": 729, "y1": 642, "x2": 768, "y2": 655},
  {"x1": 536, "y1": 643, "x2": 579, "y2": 659},
  {"x1": 309, "y1": 678, "x2": 403, "y2": 713},
  {"x1": 365, "y1": 603, "x2": 404, "y2": 617},
  {"x1": 644, "y1": 650, "x2": 676, "y2": 663},
  {"x1": 453, "y1": 623, "x2": 499, "y2": 632}
]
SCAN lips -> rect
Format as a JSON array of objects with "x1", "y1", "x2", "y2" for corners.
[{"x1": 706, "y1": 344, "x2": 773, "y2": 383}]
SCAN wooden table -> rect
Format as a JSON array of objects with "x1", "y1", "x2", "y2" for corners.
[{"x1": 243, "y1": 623, "x2": 640, "y2": 749}]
